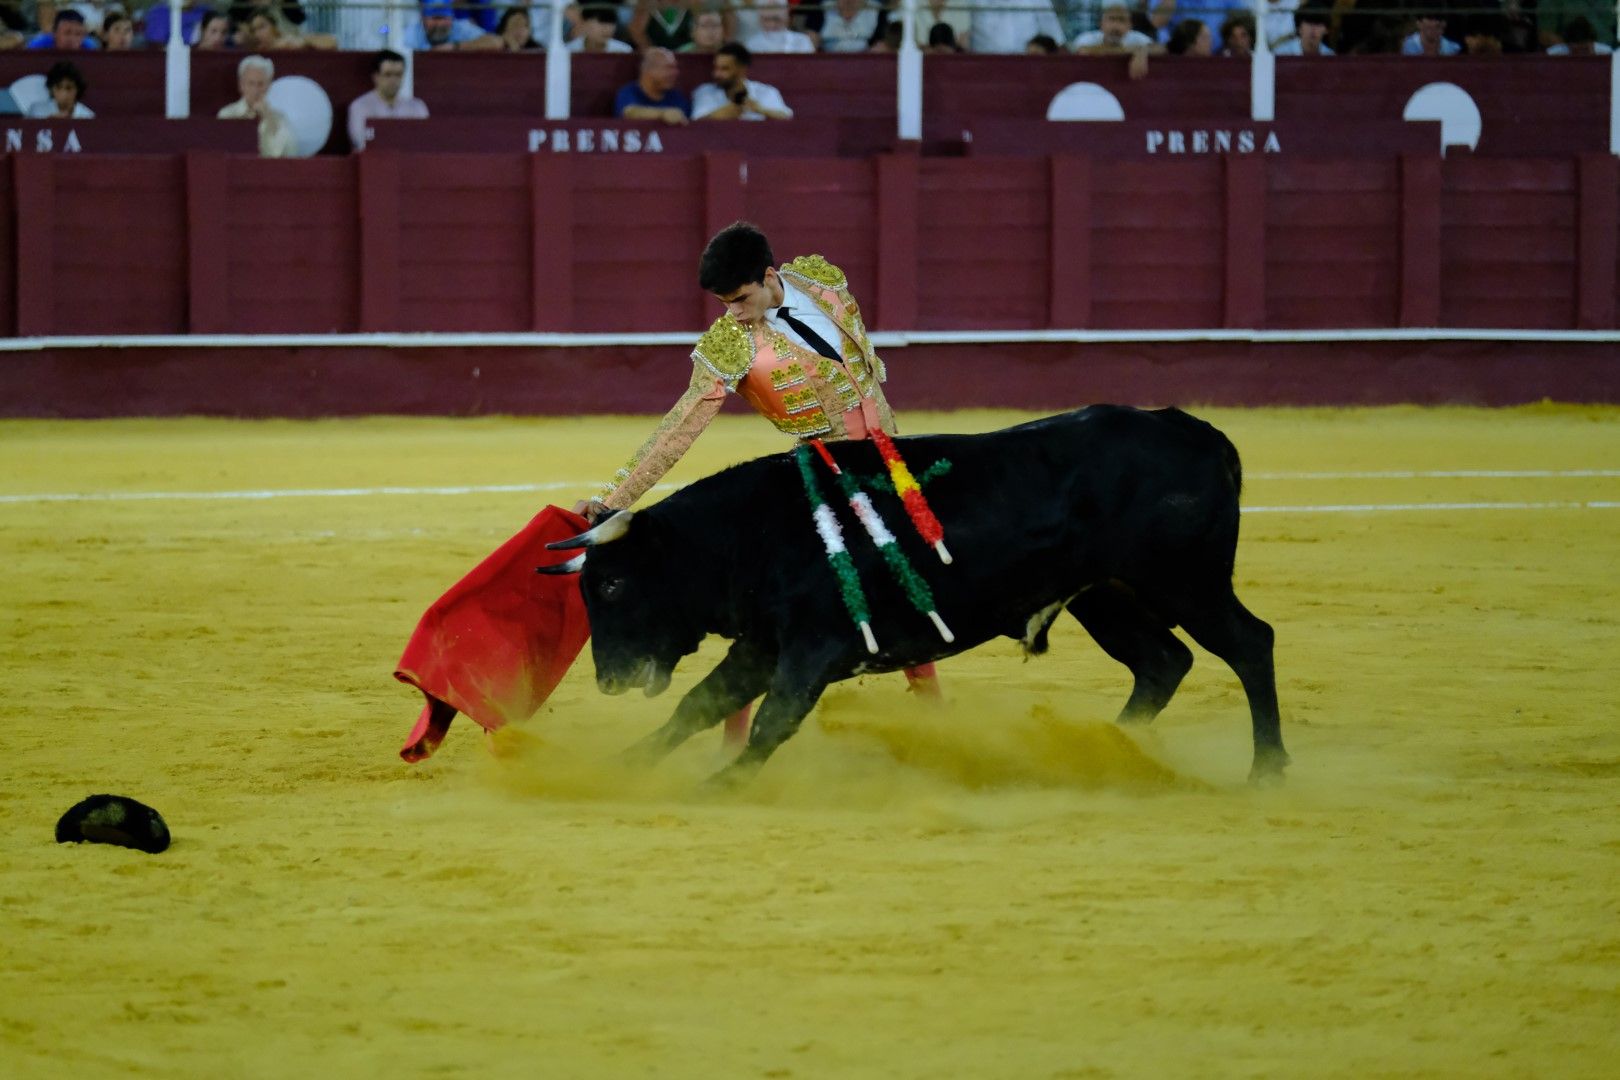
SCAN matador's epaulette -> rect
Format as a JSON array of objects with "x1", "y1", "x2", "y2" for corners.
[
  {"x1": 692, "y1": 314, "x2": 757, "y2": 386},
  {"x1": 780, "y1": 255, "x2": 848, "y2": 292}
]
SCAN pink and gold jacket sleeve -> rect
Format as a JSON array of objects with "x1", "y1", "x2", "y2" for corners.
[{"x1": 596, "y1": 363, "x2": 727, "y2": 511}]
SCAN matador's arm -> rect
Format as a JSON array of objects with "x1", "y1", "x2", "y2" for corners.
[{"x1": 595, "y1": 364, "x2": 727, "y2": 511}]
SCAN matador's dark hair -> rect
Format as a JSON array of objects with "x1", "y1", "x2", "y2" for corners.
[{"x1": 698, "y1": 221, "x2": 774, "y2": 296}]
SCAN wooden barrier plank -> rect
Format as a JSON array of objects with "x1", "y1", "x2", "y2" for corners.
[
  {"x1": 876, "y1": 151, "x2": 919, "y2": 331},
  {"x1": 1576, "y1": 154, "x2": 1617, "y2": 330},
  {"x1": 13, "y1": 155, "x2": 53, "y2": 337},
  {"x1": 1048, "y1": 155, "x2": 1091, "y2": 328},
  {"x1": 530, "y1": 155, "x2": 574, "y2": 333},
  {"x1": 1401, "y1": 154, "x2": 1442, "y2": 327},
  {"x1": 700, "y1": 152, "x2": 745, "y2": 323},
  {"x1": 185, "y1": 153, "x2": 230, "y2": 335},
  {"x1": 1224, "y1": 155, "x2": 1266, "y2": 328},
  {"x1": 357, "y1": 151, "x2": 401, "y2": 333}
]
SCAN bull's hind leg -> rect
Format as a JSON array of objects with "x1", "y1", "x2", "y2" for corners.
[
  {"x1": 1173, "y1": 590, "x2": 1289, "y2": 783},
  {"x1": 1069, "y1": 586, "x2": 1193, "y2": 725},
  {"x1": 624, "y1": 641, "x2": 772, "y2": 767}
]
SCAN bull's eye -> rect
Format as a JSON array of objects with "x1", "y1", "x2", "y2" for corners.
[{"x1": 599, "y1": 577, "x2": 625, "y2": 602}]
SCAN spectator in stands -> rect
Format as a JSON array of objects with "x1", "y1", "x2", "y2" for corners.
[
  {"x1": 26, "y1": 60, "x2": 94, "y2": 117},
  {"x1": 1219, "y1": 10, "x2": 1254, "y2": 55},
  {"x1": 348, "y1": 49, "x2": 428, "y2": 152},
  {"x1": 407, "y1": 1, "x2": 501, "y2": 50},
  {"x1": 1402, "y1": 12, "x2": 1458, "y2": 55},
  {"x1": 820, "y1": 0, "x2": 883, "y2": 53},
  {"x1": 193, "y1": 11, "x2": 232, "y2": 48},
  {"x1": 1461, "y1": 13, "x2": 1505, "y2": 55},
  {"x1": 678, "y1": 8, "x2": 723, "y2": 51},
  {"x1": 615, "y1": 46, "x2": 691, "y2": 123},
  {"x1": 1262, "y1": 0, "x2": 1299, "y2": 48},
  {"x1": 1025, "y1": 32, "x2": 1062, "y2": 53},
  {"x1": 866, "y1": 20, "x2": 903, "y2": 50},
  {"x1": 1166, "y1": 17, "x2": 1210, "y2": 54},
  {"x1": 1273, "y1": 4, "x2": 1332, "y2": 53},
  {"x1": 693, "y1": 41, "x2": 792, "y2": 119},
  {"x1": 27, "y1": 10, "x2": 97, "y2": 49},
  {"x1": 673, "y1": 9, "x2": 719, "y2": 51},
  {"x1": 630, "y1": 0, "x2": 694, "y2": 51},
  {"x1": 1548, "y1": 16, "x2": 1612, "y2": 54},
  {"x1": 569, "y1": 4, "x2": 632, "y2": 50},
  {"x1": 747, "y1": 0, "x2": 812, "y2": 52},
  {"x1": 915, "y1": 0, "x2": 972, "y2": 51},
  {"x1": 496, "y1": 6, "x2": 540, "y2": 49},
  {"x1": 98, "y1": 11, "x2": 132, "y2": 48},
  {"x1": 143, "y1": 1, "x2": 210, "y2": 46},
  {"x1": 970, "y1": 0, "x2": 1064, "y2": 53},
  {"x1": 927, "y1": 22, "x2": 963, "y2": 52},
  {"x1": 218, "y1": 54, "x2": 299, "y2": 157},
  {"x1": 1073, "y1": 2, "x2": 1158, "y2": 51},
  {"x1": 239, "y1": 6, "x2": 337, "y2": 49}
]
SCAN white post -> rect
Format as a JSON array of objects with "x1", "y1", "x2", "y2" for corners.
[
  {"x1": 390, "y1": 1, "x2": 413, "y2": 99},
  {"x1": 164, "y1": 0, "x2": 189, "y2": 119},
  {"x1": 1250, "y1": 0, "x2": 1274, "y2": 122},
  {"x1": 545, "y1": 2, "x2": 571, "y2": 121},
  {"x1": 897, "y1": 0, "x2": 922, "y2": 141}
]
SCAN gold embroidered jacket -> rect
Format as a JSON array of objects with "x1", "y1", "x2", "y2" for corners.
[{"x1": 598, "y1": 256, "x2": 896, "y2": 511}]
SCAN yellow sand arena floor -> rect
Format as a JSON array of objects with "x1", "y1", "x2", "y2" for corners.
[{"x1": 3, "y1": 407, "x2": 1618, "y2": 1078}]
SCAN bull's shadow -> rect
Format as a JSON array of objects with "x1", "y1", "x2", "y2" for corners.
[{"x1": 541, "y1": 406, "x2": 1287, "y2": 788}]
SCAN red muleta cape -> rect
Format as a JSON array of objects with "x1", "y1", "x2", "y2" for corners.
[{"x1": 394, "y1": 505, "x2": 591, "y2": 762}]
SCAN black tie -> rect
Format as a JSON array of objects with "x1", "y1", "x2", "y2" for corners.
[{"x1": 776, "y1": 306, "x2": 842, "y2": 363}]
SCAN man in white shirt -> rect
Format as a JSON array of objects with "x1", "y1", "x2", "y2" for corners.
[
  {"x1": 819, "y1": 0, "x2": 883, "y2": 53},
  {"x1": 347, "y1": 50, "x2": 430, "y2": 153},
  {"x1": 568, "y1": 5, "x2": 634, "y2": 52},
  {"x1": 745, "y1": 0, "x2": 814, "y2": 53},
  {"x1": 969, "y1": 0, "x2": 1064, "y2": 53},
  {"x1": 1272, "y1": 6, "x2": 1334, "y2": 54},
  {"x1": 692, "y1": 42, "x2": 794, "y2": 120},
  {"x1": 1401, "y1": 14, "x2": 1460, "y2": 55},
  {"x1": 1072, "y1": 2, "x2": 1157, "y2": 51}
]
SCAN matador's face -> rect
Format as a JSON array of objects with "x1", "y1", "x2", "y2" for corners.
[{"x1": 713, "y1": 267, "x2": 783, "y2": 329}]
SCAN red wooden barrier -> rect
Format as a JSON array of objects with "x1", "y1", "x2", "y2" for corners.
[{"x1": 4, "y1": 150, "x2": 1609, "y2": 337}]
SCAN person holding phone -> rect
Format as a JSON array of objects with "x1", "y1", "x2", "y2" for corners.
[{"x1": 691, "y1": 41, "x2": 793, "y2": 120}]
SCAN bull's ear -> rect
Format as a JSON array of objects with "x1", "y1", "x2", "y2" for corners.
[
  {"x1": 546, "y1": 510, "x2": 635, "y2": 551},
  {"x1": 536, "y1": 553, "x2": 587, "y2": 575}
]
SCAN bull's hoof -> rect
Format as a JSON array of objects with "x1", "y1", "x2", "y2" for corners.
[{"x1": 1248, "y1": 748, "x2": 1291, "y2": 787}]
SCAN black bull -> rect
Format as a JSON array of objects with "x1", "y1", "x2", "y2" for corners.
[{"x1": 544, "y1": 406, "x2": 1288, "y2": 785}]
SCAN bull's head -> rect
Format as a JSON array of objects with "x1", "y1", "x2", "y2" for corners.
[{"x1": 541, "y1": 511, "x2": 705, "y2": 698}]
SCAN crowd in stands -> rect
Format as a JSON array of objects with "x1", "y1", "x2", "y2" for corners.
[{"x1": 0, "y1": 0, "x2": 1610, "y2": 57}]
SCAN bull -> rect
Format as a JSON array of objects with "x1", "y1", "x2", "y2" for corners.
[{"x1": 541, "y1": 406, "x2": 1288, "y2": 786}]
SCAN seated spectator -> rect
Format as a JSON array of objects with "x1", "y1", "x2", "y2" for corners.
[
  {"x1": 1073, "y1": 2, "x2": 1158, "y2": 51},
  {"x1": 927, "y1": 21, "x2": 963, "y2": 52},
  {"x1": 1273, "y1": 4, "x2": 1333, "y2": 53},
  {"x1": 866, "y1": 20, "x2": 903, "y2": 51},
  {"x1": 496, "y1": 6, "x2": 540, "y2": 49},
  {"x1": 407, "y1": 1, "x2": 501, "y2": 50},
  {"x1": 630, "y1": 0, "x2": 694, "y2": 51},
  {"x1": 348, "y1": 49, "x2": 428, "y2": 152},
  {"x1": 1167, "y1": 17, "x2": 1211, "y2": 54},
  {"x1": 27, "y1": 10, "x2": 99, "y2": 49},
  {"x1": 678, "y1": 8, "x2": 723, "y2": 52},
  {"x1": 193, "y1": 11, "x2": 232, "y2": 48},
  {"x1": 26, "y1": 60, "x2": 94, "y2": 117},
  {"x1": 569, "y1": 5, "x2": 632, "y2": 51},
  {"x1": 1461, "y1": 13, "x2": 1504, "y2": 55},
  {"x1": 916, "y1": 0, "x2": 972, "y2": 51},
  {"x1": 98, "y1": 11, "x2": 133, "y2": 48},
  {"x1": 614, "y1": 45, "x2": 690, "y2": 124},
  {"x1": 1402, "y1": 12, "x2": 1459, "y2": 55},
  {"x1": 969, "y1": 0, "x2": 1063, "y2": 54},
  {"x1": 1219, "y1": 10, "x2": 1255, "y2": 56},
  {"x1": 144, "y1": 1, "x2": 211, "y2": 47},
  {"x1": 1026, "y1": 33, "x2": 1062, "y2": 54},
  {"x1": 217, "y1": 53, "x2": 299, "y2": 158},
  {"x1": 1548, "y1": 16, "x2": 1613, "y2": 54},
  {"x1": 693, "y1": 41, "x2": 792, "y2": 119},
  {"x1": 820, "y1": 0, "x2": 883, "y2": 53},
  {"x1": 239, "y1": 5, "x2": 337, "y2": 49},
  {"x1": 1262, "y1": 0, "x2": 1299, "y2": 48},
  {"x1": 746, "y1": 0, "x2": 812, "y2": 52}
]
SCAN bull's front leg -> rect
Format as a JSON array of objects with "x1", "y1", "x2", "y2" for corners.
[
  {"x1": 623, "y1": 640, "x2": 773, "y2": 767},
  {"x1": 700, "y1": 657, "x2": 835, "y2": 790}
]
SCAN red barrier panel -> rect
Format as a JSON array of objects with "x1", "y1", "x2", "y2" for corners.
[{"x1": 5, "y1": 150, "x2": 1613, "y2": 337}]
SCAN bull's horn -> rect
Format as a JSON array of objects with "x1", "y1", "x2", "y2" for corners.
[
  {"x1": 535, "y1": 553, "x2": 586, "y2": 575},
  {"x1": 546, "y1": 510, "x2": 634, "y2": 551}
]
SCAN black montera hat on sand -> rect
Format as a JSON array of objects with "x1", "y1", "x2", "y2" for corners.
[{"x1": 55, "y1": 794, "x2": 170, "y2": 854}]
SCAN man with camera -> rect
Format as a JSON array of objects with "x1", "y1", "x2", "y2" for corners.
[{"x1": 692, "y1": 42, "x2": 794, "y2": 120}]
